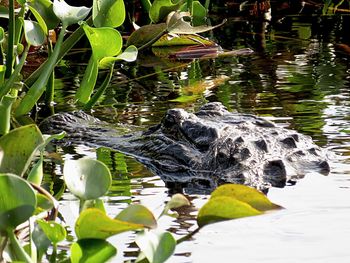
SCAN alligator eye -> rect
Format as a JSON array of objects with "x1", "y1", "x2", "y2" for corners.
[{"x1": 163, "y1": 114, "x2": 176, "y2": 128}]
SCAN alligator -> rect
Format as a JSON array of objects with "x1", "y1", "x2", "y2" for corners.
[{"x1": 40, "y1": 102, "x2": 330, "y2": 192}]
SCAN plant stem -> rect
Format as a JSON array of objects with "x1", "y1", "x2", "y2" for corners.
[
  {"x1": 7, "y1": 229, "x2": 33, "y2": 263},
  {"x1": 176, "y1": 226, "x2": 201, "y2": 244},
  {"x1": 5, "y1": 0, "x2": 15, "y2": 78},
  {"x1": 138, "y1": 27, "x2": 168, "y2": 51},
  {"x1": 0, "y1": 44, "x2": 30, "y2": 99},
  {"x1": 15, "y1": 23, "x2": 68, "y2": 117},
  {"x1": 83, "y1": 64, "x2": 115, "y2": 110},
  {"x1": 45, "y1": 41, "x2": 55, "y2": 105}
]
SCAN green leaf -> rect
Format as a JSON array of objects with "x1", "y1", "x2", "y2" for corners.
[
  {"x1": 150, "y1": 0, "x2": 183, "y2": 23},
  {"x1": 32, "y1": 223, "x2": 51, "y2": 261},
  {"x1": 136, "y1": 230, "x2": 176, "y2": 263},
  {"x1": 35, "y1": 193, "x2": 54, "y2": 212},
  {"x1": 167, "y1": 11, "x2": 226, "y2": 34},
  {"x1": 0, "y1": 173, "x2": 37, "y2": 231},
  {"x1": 75, "y1": 208, "x2": 147, "y2": 240},
  {"x1": 28, "y1": 0, "x2": 60, "y2": 30},
  {"x1": 115, "y1": 204, "x2": 157, "y2": 229},
  {"x1": 161, "y1": 193, "x2": 190, "y2": 217},
  {"x1": 63, "y1": 158, "x2": 112, "y2": 201},
  {"x1": 37, "y1": 220, "x2": 66, "y2": 244},
  {"x1": 152, "y1": 33, "x2": 214, "y2": 47},
  {"x1": 126, "y1": 23, "x2": 167, "y2": 48},
  {"x1": 0, "y1": 26, "x2": 5, "y2": 43},
  {"x1": 197, "y1": 196, "x2": 261, "y2": 227},
  {"x1": 210, "y1": 184, "x2": 282, "y2": 211},
  {"x1": 82, "y1": 23, "x2": 122, "y2": 60},
  {"x1": 98, "y1": 45, "x2": 138, "y2": 69},
  {"x1": 53, "y1": 0, "x2": 91, "y2": 26},
  {"x1": 0, "y1": 125, "x2": 44, "y2": 176},
  {"x1": 71, "y1": 239, "x2": 117, "y2": 263},
  {"x1": 0, "y1": 95, "x2": 15, "y2": 135},
  {"x1": 93, "y1": 0, "x2": 125, "y2": 28},
  {"x1": 27, "y1": 155, "x2": 44, "y2": 185}
]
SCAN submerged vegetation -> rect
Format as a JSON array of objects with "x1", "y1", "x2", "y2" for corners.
[{"x1": 0, "y1": 0, "x2": 348, "y2": 262}]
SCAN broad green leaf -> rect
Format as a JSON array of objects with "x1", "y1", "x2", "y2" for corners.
[
  {"x1": 71, "y1": 239, "x2": 117, "y2": 263},
  {"x1": 136, "y1": 230, "x2": 176, "y2": 263},
  {"x1": 165, "y1": 193, "x2": 190, "y2": 210},
  {"x1": 0, "y1": 174, "x2": 37, "y2": 231},
  {"x1": 153, "y1": 33, "x2": 214, "y2": 47},
  {"x1": 181, "y1": 0, "x2": 207, "y2": 26},
  {"x1": 28, "y1": 0, "x2": 60, "y2": 29},
  {"x1": 28, "y1": 6, "x2": 48, "y2": 34},
  {"x1": 37, "y1": 220, "x2": 66, "y2": 244},
  {"x1": 115, "y1": 204, "x2": 157, "y2": 229},
  {"x1": 82, "y1": 23, "x2": 122, "y2": 60},
  {"x1": 63, "y1": 158, "x2": 112, "y2": 201},
  {"x1": 32, "y1": 223, "x2": 51, "y2": 262},
  {"x1": 0, "y1": 125, "x2": 44, "y2": 176},
  {"x1": 42, "y1": 131, "x2": 66, "y2": 150},
  {"x1": 210, "y1": 184, "x2": 282, "y2": 211},
  {"x1": 76, "y1": 56, "x2": 98, "y2": 103},
  {"x1": 126, "y1": 23, "x2": 167, "y2": 48},
  {"x1": 53, "y1": 0, "x2": 91, "y2": 26},
  {"x1": 75, "y1": 208, "x2": 146, "y2": 239},
  {"x1": 150, "y1": 0, "x2": 183, "y2": 23},
  {"x1": 36, "y1": 193, "x2": 54, "y2": 212},
  {"x1": 98, "y1": 45, "x2": 138, "y2": 69},
  {"x1": 197, "y1": 196, "x2": 261, "y2": 227},
  {"x1": 167, "y1": 11, "x2": 226, "y2": 34},
  {"x1": 93, "y1": 0, "x2": 125, "y2": 28}
]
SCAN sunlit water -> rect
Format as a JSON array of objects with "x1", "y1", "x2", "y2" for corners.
[{"x1": 51, "y1": 15, "x2": 350, "y2": 262}]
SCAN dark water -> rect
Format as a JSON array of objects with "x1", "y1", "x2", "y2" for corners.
[{"x1": 52, "y1": 15, "x2": 350, "y2": 262}]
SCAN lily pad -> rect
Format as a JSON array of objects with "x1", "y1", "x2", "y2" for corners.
[
  {"x1": 63, "y1": 158, "x2": 112, "y2": 201},
  {"x1": 0, "y1": 173, "x2": 37, "y2": 231}
]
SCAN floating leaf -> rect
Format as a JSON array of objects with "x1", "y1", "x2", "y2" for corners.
[
  {"x1": 93, "y1": 0, "x2": 125, "y2": 28},
  {"x1": 63, "y1": 158, "x2": 112, "y2": 201},
  {"x1": 37, "y1": 220, "x2": 66, "y2": 244},
  {"x1": 197, "y1": 196, "x2": 261, "y2": 227},
  {"x1": 149, "y1": 0, "x2": 183, "y2": 23},
  {"x1": 0, "y1": 173, "x2": 37, "y2": 231},
  {"x1": 115, "y1": 204, "x2": 157, "y2": 229},
  {"x1": 75, "y1": 208, "x2": 147, "y2": 240},
  {"x1": 152, "y1": 33, "x2": 214, "y2": 47},
  {"x1": 53, "y1": 0, "x2": 91, "y2": 26},
  {"x1": 136, "y1": 230, "x2": 176, "y2": 263},
  {"x1": 71, "y1": 239, "x2": 117, "y2": 263},
  {"x1": 210, "y1": 184, "x2": 282, "y2": 211},
  {"x1": 0, "y1": 125, "x2": 44, "y2": 177},
  {"x1": 167, "y1": 11, "x2": 226, "y2": 34}
]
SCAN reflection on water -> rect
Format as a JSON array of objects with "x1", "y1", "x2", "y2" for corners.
[{"x1": 53, "y1": 15, "x2": 350, "y2": 262}]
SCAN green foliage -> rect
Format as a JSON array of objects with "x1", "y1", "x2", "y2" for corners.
[
  {"x1": 93, "y1": 0, "x2": 125, "y2": 28},
  {"x1": 37, "y1": 219, "x2": 67, "y2": 244},
  {"x1": 150, "y1": 0, "x2": 184, "y2": 23},
  {"x1": 71, "y1": 239, "x2": 117, "y2": 263},
  {"x1": 0, "y1": 173, "x2": 36, "y2": 231}
]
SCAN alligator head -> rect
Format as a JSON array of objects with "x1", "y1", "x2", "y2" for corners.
[{"x1": 40, "y1": 102, "x2": 330, "y2": 193}]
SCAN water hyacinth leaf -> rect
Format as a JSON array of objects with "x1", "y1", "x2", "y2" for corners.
[
  {"x1": 36, "y1": 193, "x2": 54, "y2": 212},
  {"x1": 32, "y1": 224, "x2": 51, "y2": 261},
  {"x1": 0, "y1": 173, "x2": 37, "y2": 231},
  {"x1": 37, "y1": 220, "x2": 66, "y2": 244},
  {"x1": 197, "y1": 196, "x2": 261, "y2": 227},
  {"x1": 82, "y1": 23, "x2": 122, "y2": 60},
  {"x1": 210, "y1": 184, "x2": 282, "y2": 211},
  {"x1": 98, "y1": 45, "x2": 138, "y2": 69},
  {"x1": 93, "y1": 0, "x2": 125, "y2": 28},
  {"x1": 71, "y1": 239, "x2": 117, "y2": 263},
  {"x1": 0, "y1": 95, "x2": 15, "y2": 135},
  {"x1": 76, "y1": 56, "x2": 98, "y2": 103},
  {"x1": 115, "y1": 204, "x2": 157, "y2": 229},
  {"x1": 164, "y1": 193, "x2": 190, "y2": 211},
  {"x1": 27, "y1": 155, "x2": 43, "y2": 185},
  {"x1": 126, "y1": 23, "x2": 167, "y2": 48},
  {"x1": 75, "y1": 208, "x2": 146, "y2": 239},
  {"x1": 167, "y1": 11, "x2": 226, "y2": 34},
  {"x1": 136, "y1": 230, "x2": 176, "y2": 263},
  {"x1": 53, "y1": 0, "x2": 91, "y2": 26},
  {"x1": 42, "y1": 131, "x2": 66, "y2": 150},
  {"x1": 152, "y1": 33, "x2": 214, "y2": 47},
  {"x1": 150, "y1": 0, "x2": 183, "y2": 23},
  {"x1": 23, "y1": 19, "x2": 46, "y2": 46},
  {"x1": 0, "y1": 125, "x2": 44, "y2": 176},
  {"x1": 63, "y1": 159, "x2": 111, "y2": 201},
  {"x1": 28, "y1": 6, "x2": 48, "y2": 34},
  {"x1": 181, "y1": 0, "x2": 207, "y2": 26},
  {"x1": 28, "y1": 0, "x2": 60, "y2": 29}
]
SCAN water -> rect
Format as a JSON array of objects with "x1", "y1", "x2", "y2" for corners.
[{"x1": 51, "y1": 15, "x2": 350, "y2": 262}]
